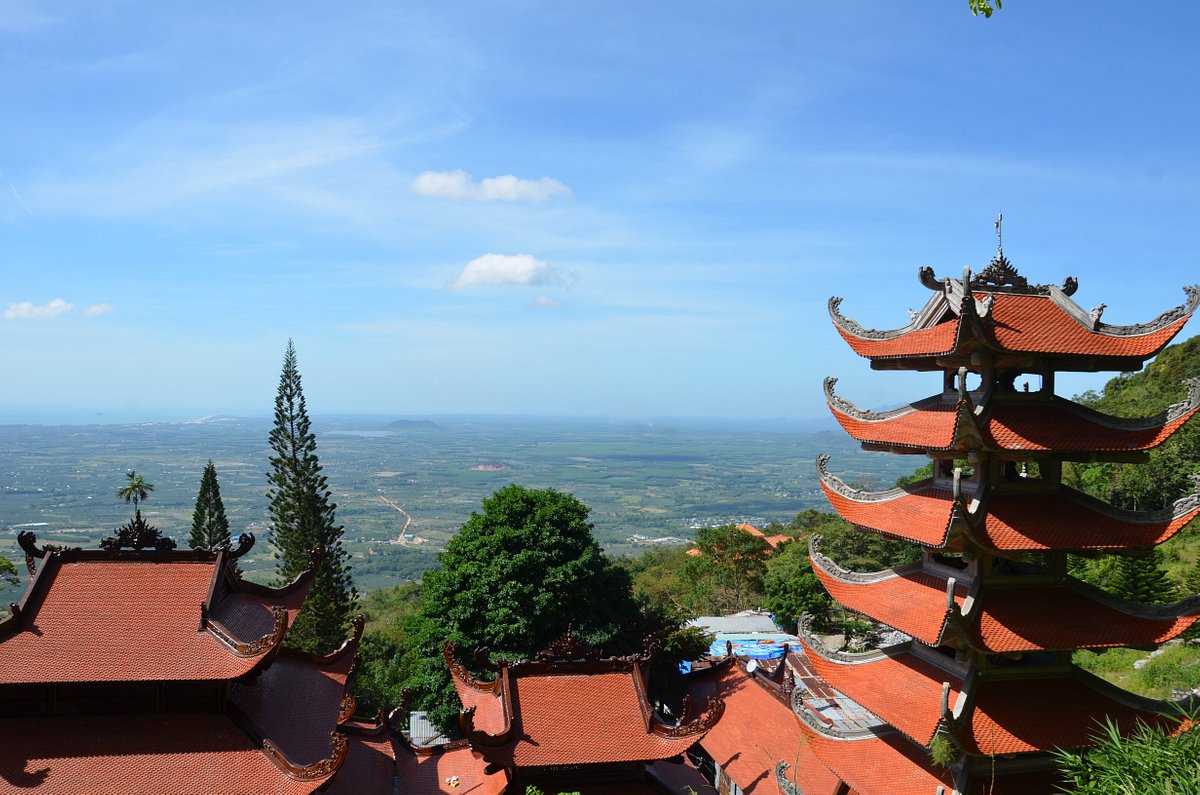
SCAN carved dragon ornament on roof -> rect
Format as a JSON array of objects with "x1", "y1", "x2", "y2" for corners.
[
  {"x1": 828, "y1": 296, "x2": 925, "y2": 340},
  {"x1": 443, "y1": 642, "x2": 498, "y2": 692},
  {"x1": 99, "y1": 510, "x2": 177, "y2": 553},
  {"x1": 16, "y1": 531, "x2": 80, "y2": 575},
  {"x1": 823, "y1": 377, "x2": 921, "y2": 422}
]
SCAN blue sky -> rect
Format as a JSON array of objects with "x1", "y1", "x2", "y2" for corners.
[{"x1": 2, "y1": 2, "x2": 1198, "y2": 423}]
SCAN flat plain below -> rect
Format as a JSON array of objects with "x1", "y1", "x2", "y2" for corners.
[{"x1": 0, "y1": 415, "x2": 918, "y2": 599}]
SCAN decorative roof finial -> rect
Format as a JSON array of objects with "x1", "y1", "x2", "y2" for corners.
[{"x1": 994, "y1": 211, "x2": 1003, "y2": 258}]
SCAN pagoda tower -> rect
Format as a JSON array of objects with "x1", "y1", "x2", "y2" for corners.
[{"x1": 790, "y1": 233, "x2": 1200, "y2": 794}]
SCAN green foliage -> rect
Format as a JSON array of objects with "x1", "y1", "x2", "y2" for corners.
[
  {"x1": 1066, "y1": 336, "x2": 1200, "y2": 513},
  {"x1": 1076, "y1": 644, "x2": 1200, "y2": 701},
  {"x1": 1112, "y1": 550, "x2": 1179, "y2": 607},
  {"x1": 763, "y1": 539, "x2": 830, "y2": 632},
  {"x1": 410, "y1": 485, "x2": 649, "y2": 729},
  {"x1": 267, "y1": 340, "x2": 357, "y2": 654},
  {"x1": 189, "y1": 460, "x2": 231, "y2": 549},
  {"x1": 682, "y1": 524, "x2": 770, "y2": 613},
  {"x1": 116, "y1": 470, "x2": 154, "y2": 513},
  {"x1": 0, "y1": 556, "x2": 18, "y2": 588},
  {"x1": 928, "y1": 732, "x2": 961, "y2": 767},
  {"x1": 618, "y1": 546, "x2": 700, "y2": 617},
  {"x1": 1054, "y1": 710, "x2": 1200, "y2": 794},
  {"x1": 353, "y1": 631, "x2": 414, "y2": 716},
  {"x1": 968, "y1": 0, "x2": 1001, "y2": 18}
]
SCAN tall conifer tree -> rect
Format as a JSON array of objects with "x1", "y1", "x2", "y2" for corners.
[
  {"x1": 189, "y1": 460, "x2": 231, "y2": 549},
  {"x1": 267, "y1": 340, "x2": 357, "y2": 652}
]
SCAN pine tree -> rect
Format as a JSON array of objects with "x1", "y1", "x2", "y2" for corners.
[
  {"x1": 267, "y1": 340, "x2": 357, "y2": 652},
  {"x1": 189, "y1": 460, "x2": 231, "y2": 549},
  {"x1": 1112, "y1": 549, "x2": 1179, "y2": 606}
]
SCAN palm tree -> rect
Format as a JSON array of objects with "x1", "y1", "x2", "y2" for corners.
[{"x1": 116, "y1": 471, "x2": 154, "y2": 514}]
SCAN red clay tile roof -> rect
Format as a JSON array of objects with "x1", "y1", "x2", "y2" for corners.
[
  {"x1": 987, "y1": 293, "x2": 1190, "y2": 359},
  {"x1": 810, "y1": 560, "x2": 967, "y2": 645},
  {"x1": 835, "y1": 318, "x2": 961, "y2": 360},
  {"x1": 488, "y1": 671, "x2": 702, "y2": 767},
  {"x1": 978, "y1": 489, "x2": 1199, "y2": 551},
  {"x1": 801, "y1": 727, "x2": 955, "y2": 795},
  {"x1": 393, "y1": 741, "x2": 505, "y2": 795},
  {"x1": 971, "y1": 583, "x2": 1199, "y2": 652},
  {"x1": 233, "y1": 649, "x2": 355, "y2": 766},
  {"x1": 962, "y1": 672, "x2": 1168, "y2": 756},
  {"x1": 800, "y1": 643, "x2": 962, "y2": 746},
  {"x1": 830, "y1": 397, "x2": 962, "y2": 451},
  {"x1": 821, "y1": 478, "x2": 958, "y2": 547},
  {"x1": 0, "y1": 558, "x2": 308, "y2": 684},
  {"x1": 988, "y1": 400, "x2": 1198, "y2": 453},
  {"x1": 0, "y1": 714, "x2": 328, "y2": 794},
  {"x1": 324, "y1": 732, "x2": 398, "y2": 795},
  {"x1": 834, "y1": 288, "x2": 1195, "y2": 365},
  {"x1": 685, "y1": 664, "x2": 843, "y2": 795}
]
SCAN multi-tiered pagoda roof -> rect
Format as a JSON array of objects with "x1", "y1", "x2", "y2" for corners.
[{"x1": 797, "y1": 236, "x2": 1200, "y2": 793}]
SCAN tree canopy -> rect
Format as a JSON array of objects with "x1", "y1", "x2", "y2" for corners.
[
  {"x1": 267, "y1": 340, "x2": 357, "y2": 653},
  {"x1": 189, "y1": 460, "x2": 231, "y2": 549},
  {"x1": 681, "y1": 524, "x2": 770, "y2": 614}
]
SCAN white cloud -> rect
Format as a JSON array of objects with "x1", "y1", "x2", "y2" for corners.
[
  {"x1": 451, "y1": 253, "x2": 561, "y2": 290},
  {"x1": 411, "y1": 170, "x2": 571, "y2": 203},
  {"x1": 83, "y1": 303, "x2": 114, "y2": 317},
  {"x1": 532, "y1": 296, "x2": 562, "y2": 309},
  {"x1": 3, "y1": 298, "x2": 73, "y2": 320}
]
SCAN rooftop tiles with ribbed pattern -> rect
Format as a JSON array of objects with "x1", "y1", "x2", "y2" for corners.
[{"x1": 0, "y1": 559, "x2": 304, "y2": 683}]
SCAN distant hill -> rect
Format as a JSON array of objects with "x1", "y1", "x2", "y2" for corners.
[{"x1": 384, "y1": 419, "x2": 443, "y2": 431}]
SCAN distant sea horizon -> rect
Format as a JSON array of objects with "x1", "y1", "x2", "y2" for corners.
[{"x1": 0, "y1": 410, "x2": 840, "y2": 433}]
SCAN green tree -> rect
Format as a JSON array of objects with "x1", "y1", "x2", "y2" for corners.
[
  {"x1": 116, "y1": 470, "x2": 154, "y2": 514},
  {"x1": 682, "y1": 524, "x2": 770, "y2": 613},
  {"x1": 1, "y1": 556, "x2": 18, "y2": 588},
  {"x1": 1112, "y1": 550, "x2": 1179, "y2": 607},
  {"x1": 189, "y1": 460, "x2": 231, "y2": 549},
  {"x1": 267, "y1": 340, "x2": 357, "y2": 653},
  {"x1": 763, "y1": 539, "x2": 830, "y2": 632},
  {"x1": 409, "y1": 485, "x2": 650, "y2": 728}
]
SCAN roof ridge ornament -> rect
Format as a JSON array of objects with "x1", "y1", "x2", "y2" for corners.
[
  {"x1": 1094, "y1": 284, "x2": 1200, "y2": 337},
  {"x1": 99, "y1": 510, "x2": 177, "y2": 553}
]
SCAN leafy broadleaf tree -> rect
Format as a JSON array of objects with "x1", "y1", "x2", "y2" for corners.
[
  {"x1": 1, "y1": 556, "x2": 17, "y2": 588},
  {"x1": 408, "y1": 484, "x2": 650, "y2": 729},
  {"x1": 682, "y1": 524, "x2": 770, "y2": 614},
  {"x1": 189, "y1": 460, "x2": 231, "y2": 549},
  {"x1": 267, "y1": 340, "x2": 357, "y2": 653}
]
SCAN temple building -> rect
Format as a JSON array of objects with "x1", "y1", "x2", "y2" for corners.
[
  {"x1": 0, "y1": 515, "x2": 371, "y2": 794},
  {"x1": 444, "y1": 632, "x2": 723, "y2": 793},
  {"x1": 798, "y1": 238, "x2": 1200, "y2": 792}
]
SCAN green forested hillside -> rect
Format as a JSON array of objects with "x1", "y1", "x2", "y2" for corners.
[{"x1": 1066, "y1": 335, "x2": 1200, "y2": 698}]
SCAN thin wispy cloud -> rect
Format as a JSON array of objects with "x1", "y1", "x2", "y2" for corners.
[
  {"x1": 83, "y1": 303, "x2": 114, "y2": 317},
  {"x1": 451, "y1": 253, "x2": 562, "y2": 290},
  {"x1": 532, "y1": 296, "x2": 562, "y2": 309},
  {"x1": 412, "y1": 170, "x2": 572, "y2": 203},
  {"x1": 4, "y1": 298, "x2": 73, "y2": 320}
]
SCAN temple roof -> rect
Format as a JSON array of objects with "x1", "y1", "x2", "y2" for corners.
[
  {"x1": 811, "y1": 541, "x2": 1200, "y2": 653},
  {"x1": 793, "y1": 728, "x2": 955, "y2": 795},
  {"x1": 827, "y1": 379, "x2": 1200, "y2": 456},
  {"x1": 809, "y1": 541, "x2": 967, "y2": 646},
  {"x1": 0, "y1": 540, "x2": 313, "y2": 683},
  {"x1": 969, "y1": 581, "x2": 1200, "y2": 653},
  {"x1": 0, "y1": 714, "x2": 336, "y2": 794},
  {"x1": 231, "y1": 619, "x2": 363, "y2": 768},
  {"x1": 956, "y1": 670, "x2": 1171, "y2": 756},
  {"x1": 818, "y1": 461, "x2": 965, "y2": 549},
  {"x1": 446, "y1": 633, "x2": 722, "y2": 770},
  {"x1": 819, "y1": 463, "x2": 1200, "y2": 553},
  {"x1": 682, "y1": 660, "x2": 843, "y2": 795},
  {"x1": 797, "y1": 632, "x2": 963, "y2": 747},
  {"x1": 830, "y1": 264, "x2": 1198, "y2": 370}
]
